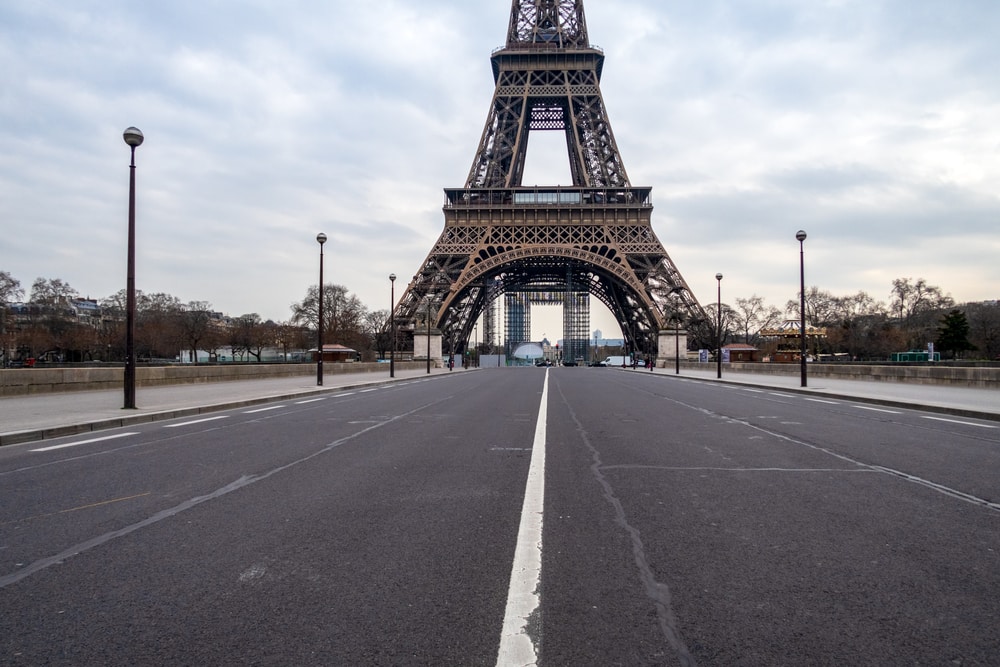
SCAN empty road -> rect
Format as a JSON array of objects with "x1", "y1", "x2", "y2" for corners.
[{"x1": 2, "y1": 368, "x2": 998, "y2": 665}]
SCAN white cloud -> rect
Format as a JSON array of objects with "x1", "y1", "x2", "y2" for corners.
[{"x1": 1, "y1": 0, "x2": 998, "y2": 334}]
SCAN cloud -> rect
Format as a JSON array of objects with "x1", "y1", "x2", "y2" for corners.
[{"x1": 1, "y1": 0, "x2": 998, "y2": 336}]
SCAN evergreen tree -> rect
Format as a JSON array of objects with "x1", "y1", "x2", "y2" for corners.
[{"x1": 935, "y1": 309, "x2": 975, "y2": 359}]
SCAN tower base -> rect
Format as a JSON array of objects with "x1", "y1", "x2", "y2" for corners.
[
  {"x1": 657, "y1": 329, "x2": 688, "y2": 368},
  {"x1": 413, "y1": 330, "x2": 443, "y2": 368}
]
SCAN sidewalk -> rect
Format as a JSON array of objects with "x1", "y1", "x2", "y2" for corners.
[
  {"x1": 646, "y1": 365, "x2": 999, "y2": 422},
  {"x1": 1, "y1": 365, "x2": 997, "y2": 447},
  {"x1": 0, "y1": 367, "x2": 453, "y2": 447}
]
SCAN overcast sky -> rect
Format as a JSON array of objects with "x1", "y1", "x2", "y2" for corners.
[{"x1": 2, "y1": 0, "x2": 998, "y2": 339}]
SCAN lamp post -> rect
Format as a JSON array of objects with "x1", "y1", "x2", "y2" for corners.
[
  {"x1": 674, "y1": 314, "x2": 681, "y2": 375},
  {"x1": 796, "y1": 230, "x2": 808, "y2": 387},
  {"x1": 716, "y1": 272, "x2": 723, "y2": 379},
  {"x1": 495, "y1": 276, "x2": 502, "y2": 367},
  {"x1": 426, "y1": 297, "x2": 432, "y2": 374},
  {"x1": 316, "y1": 232, "x2": 327, "y2": 386},
  {"x1": 122, "y1": 126, "x2": 143, "y2": 410},
  {"x1": 389, "y1": 273, "x2": 396, "y2": 378}
]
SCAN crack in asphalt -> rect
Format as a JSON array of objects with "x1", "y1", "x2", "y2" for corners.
[
  {"x1": 0, "y1": 398, "x2": 446, "y2": 589},
  {"x1": 553, "y1": 379, "x2": 697, "y2": 667}
]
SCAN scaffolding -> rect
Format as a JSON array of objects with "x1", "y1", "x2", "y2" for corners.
[
  {"x1": 562, "y1": 268, "x2": 590, "y2": 364},
  {"x1": 505, "y1": 293, "x2": 531, "y2": 350},
  {"x1": 479, "y1": 283, "x2": 591, "y2": 362},
  {"x1": 483, "y1": 281, "x2": 500, "y2": 354}
]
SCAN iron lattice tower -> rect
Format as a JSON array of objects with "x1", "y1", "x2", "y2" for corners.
[{"x1": 392, "y1": 0, "x2": 705, "y2": 357}]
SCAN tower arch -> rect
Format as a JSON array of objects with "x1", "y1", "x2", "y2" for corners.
[{"x1": 391, "y1": 1, "x2": 706, "y2": 362}]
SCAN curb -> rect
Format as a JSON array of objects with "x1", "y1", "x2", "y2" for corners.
[{"x1": 650, "y1": 371, "x2": 1000, "y2": 423}]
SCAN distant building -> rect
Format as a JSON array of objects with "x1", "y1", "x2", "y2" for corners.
[
  {"x1": 723, "y1": 343, "x2": 760, "y2": 362},
  {"x1": 312, "y1": 344, "x2": 358, "y2": 363}
]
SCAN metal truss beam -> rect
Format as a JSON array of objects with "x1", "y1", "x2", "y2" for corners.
[{"x1": 391, "y1": 1, "x2": 706, "y2": 359}]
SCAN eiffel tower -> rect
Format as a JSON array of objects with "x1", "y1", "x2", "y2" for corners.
[{"x1": 392, "y1": 0, "x2": 706, "y2": 365}]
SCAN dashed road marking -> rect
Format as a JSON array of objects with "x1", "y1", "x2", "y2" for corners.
[
  {"x1": 922, "y1": 415, "x2": 996, "y2": 429},
  {"x1": 31, "y1": 432, "x2": 139, "y2": 453},
  {"x1": 163, "y1": 416, "x2": 229, "y2": 428}
]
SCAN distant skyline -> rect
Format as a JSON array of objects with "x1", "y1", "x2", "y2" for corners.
[{"x1": 2, "y1": 1, "x2": 998, "y2": 341}]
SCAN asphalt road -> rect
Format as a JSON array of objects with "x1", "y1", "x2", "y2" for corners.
[{"x1": 1, "y1": 368, "x2": 998, "y2": 666}]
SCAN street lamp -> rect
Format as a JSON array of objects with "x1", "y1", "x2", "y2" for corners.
[
  {"x1": 316, "y1": 232, "x2": 327, "y2": 386},
  {"x1": 495, "y1": 276, "x2": 502, "y2": 367},
  {"x1": 122, "y1": 126, "x2": 143, "y2": 410},
  {"x1": 796, "y1": 230, "x2": 808, "y2": 387},
  {"x1": 426, "y1": 297, "x2": 432, "y2": 374},
  {"x1": 389, "y1": 273, "x2": 396, "y2": 378},
  {"x1": 673, "y1": 313, "x2": 681, "y2": 375},
  {"x1": 716, "y1": 272, "x2": 723, "y2": 379}
]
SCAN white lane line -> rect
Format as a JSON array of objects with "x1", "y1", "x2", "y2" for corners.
[
  {"x1": 770, "y1": 392, "x2": 795, "y2": 398},
  {"x1": 359, "y1": 389, "x2": 378, "y2": 393},
  {"x1": 295, "y1": 398, "x2": 326, "y2": 404},
  {"x1": 163, "y1": 416, "x2": 229, "y2": 428},
  {"x1": 496, "y1": 369, "x2": 548, "y2": 667},
  {"x1": 854, "y1": 405, "x2": 901, "y2": 414},
  {"x1": 922, "y1": 416, "x2": 996, "y2": 429},
  {"x1": 742, "y1": 388, "x2": 764, "y2": 393},
  {"x1": 243, "y1": 405, "x2": 285, "y2": 414},
  {"x1": 805, "y1": 398, "x2": 840, "y2": 405},
  {"x1": 339, "y1": 392, "x2": 356, "y2": 397},
  {"x1": 31, "y1": 432, "x2": 139, "y2": 453}
]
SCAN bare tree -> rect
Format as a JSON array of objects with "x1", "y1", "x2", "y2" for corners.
[
  {"x1": 365, "y1": 309, "x2": 390, "y2": 360},
  {"x1": 704, "y1": 302, "x2": 736, "y2": 351},
  {"x1": 890, "y1": 277, "x2": 954, "y2": 323},
  {"x1": 786, "y1": 286, "x2": 840, "y2": 327},
  {"x1": 30, "y1": 277, "x2": 78, "y2": 304},
  {"x1": 177, "y1": 301, "x2": 215, "y2": 364},
  {"x1": 822, "y1": 291, "x2": 889, "y2": 360},
  {"x1": 0, "y1": 271, "x2": 23, "y2": 303},
  {"x1": 1, "y1": 271, "x2": 24, "y2": 363},
  {"x1": 291, "y1": 283, "x2": 369, "y2": 353},
  {"x1": 732, "y1": 295, "x2": 782, "y2": 344},
  {"x1": 889, "y1": 277, "x2": 955, "y2": 348},
  {"x1": 965, "y1": 301, "x2": 1000, "y2": 360},
  {"x1": 230, "y1": 313, "x2": 267, "y2": 362}
]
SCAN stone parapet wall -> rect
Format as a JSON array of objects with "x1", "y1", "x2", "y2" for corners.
[{"x1": 0, "y1": 362, "x2": 426, "y2": 397}]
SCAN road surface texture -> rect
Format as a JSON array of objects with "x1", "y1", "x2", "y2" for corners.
[{"x1": 2, "y1": 368, "x2": 998, "y2": 665}]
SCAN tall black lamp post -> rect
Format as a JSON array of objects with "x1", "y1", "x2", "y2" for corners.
[
  {"x1": 796, "y1": 230, "x2": 808, "y2": 387},
  {"x1": 674, "y1": 314, "x2": 681, "y2": 375},
  {"x1": 389, "y1": 273, "x2": 396, "y2": 378},
  {"x1": 715, "y1": 272, "x2": 723, "y2": 379},
  {"x1": 426, "y1": 297, "x2": 432, "y2": 375},
  {"x1": 122, "y1": 126, "x2": 143, "y2": 410},
  {"x1": 316, "y1": 232, "x2": 327, "y2": 386}
]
